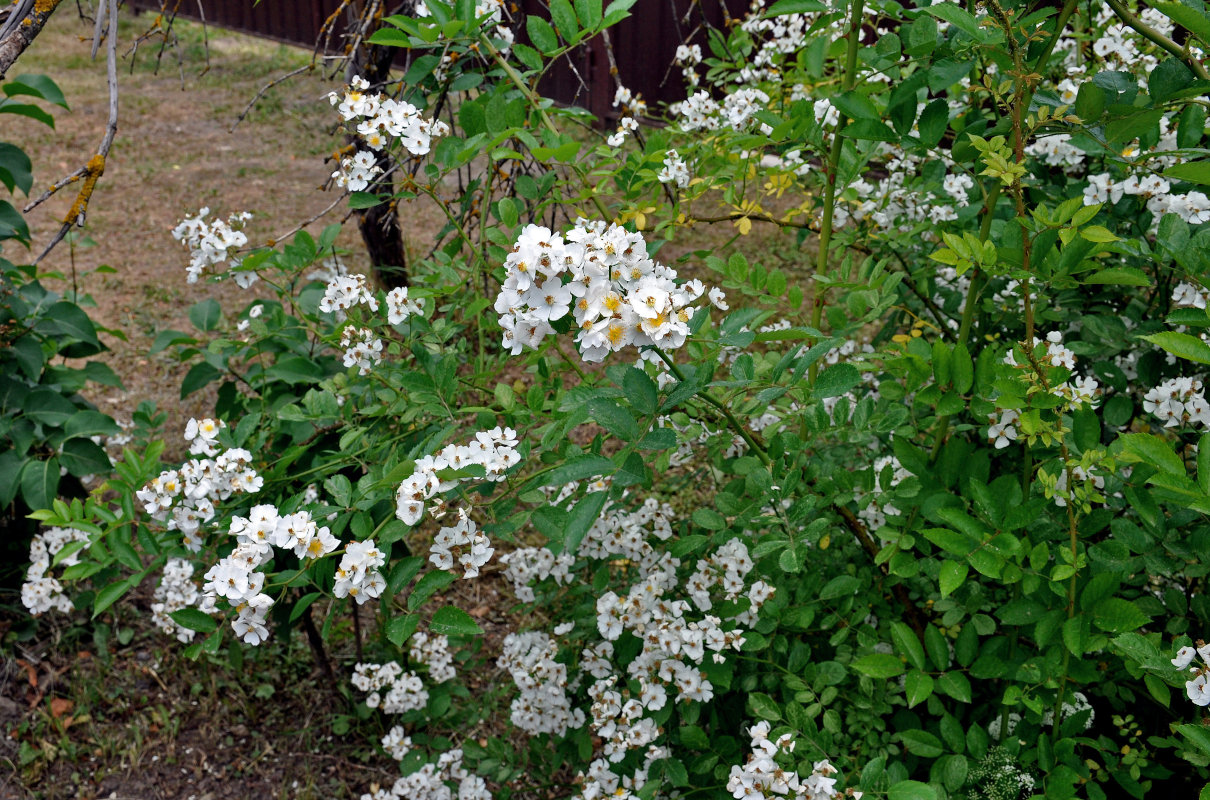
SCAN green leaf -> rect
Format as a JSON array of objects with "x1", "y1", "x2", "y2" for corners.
[
  {"x1": 899, "y1": 729, "x2": 945, "y2": 758},
  {"x1": 1105, "y1": 109, "x2": 1163, "y2": 144},
  {"x1": 180, "y1": 362, "x2": 222, "y2": 399},
  {"x1": 692, "y1": 508, "x2": 726, "y2": 530},
  {"x1": 549, "y1": 0, "x2": 579, "y2": 41},
  {"x1": 1075, "y1": 81, "x2": 1105, "y2": 123},
  {"x1": 60, "y1": 437, "x2": 111, "y2": 477},
  {"x1": 0, "y1": 143, "x2": 33, "y2": 195},
  {"x1": 523, "y1": 454, "x2": 615, "y2": 490},
  {"x1": 623, "y1": 368, "x2": 658, "y2": 416},
  {"x1": 1116, "y1": 432, "x2": 1185, "y2": 476},
  {"x1": 526, "y1": 15, "x2": 559, "y2": 52},
  {"x1": 1164, "y1": 160, "x2": 1210, "y2": 186},
  {"x1": 905, "y1": 670, "x2": 934, "y2": 708},
  {"x1": 64, "y1": 410, "x2": 120, "y2": 439},
  {"x1": 93, "y1": 578, "x2": 134, "y2": 618},
  {"x1": 888, "y1": 780, "x2": 938, "y2": 800},
  {"x1": 430, "y1": 605, "x2": 484, "y2": 636},
  {"x1": 1153, "y1": 2, "x2": 1210, "y2": 45},
  {"x1": 937, "y1": 671, "x2": 972, "y2": 703},
  {"x1": 852, "y1": 653, "x2": 905, "y2": 679},
  {"x1": 348, "y1": 191, "x2": 384, "y2": 209},
  {"x1": 1093, "y1": 598, "x2": 1150, "y2": 633},
  {"x1": 407, "y1": 570, "x2": 457, "y2": 610},
  {"x1": 587, "y1": 397, "x2": 639, "y2": 440},
  {"x1": 917, "y1": 99, "x2": 949, "y2": 149},
  {"x1": 924, "y1": 4, "x2": 988, "y2": 41},
  {"x1": 1142, "y1": 331, "x2": 1210, "y2": 365},
  {"x1": 939, "y1": 560, "x2": 968, "y2": 597},
  {"x1": 366, "y1": 27, "x2": 413, "y2": 47},
  {"x1": 0, "y1": 102, "x2": 54, "y2": 127},
  {"x1": 45, "y1": 301, "x2": 99, "y2": 346},
  {"x1": 22, "y1": 388, "x2": 79, "y2": 426},
  {"x1": 386, "y1": 613, "x2": 421, "y2": 647},
  {"x1": 1149, "y1": 57, "x2": 1195, "y2": 103},
  {"x1": 819, "y1": 574, "x2": 860, "y2": 599},
  {"x1": 170, "y1": 608, "x2": 218, "y2": 633},
  {"x1": 748, "y1": 691, "x2": 782, "y2": 721},
  {"x1": 1083, "y1": 267, "x2": 1149, "y2": 286},
  {"x1": 4, "y1": 74, "x2": 68, "y2": 108},
  {"x1": 189, "y1": 298, "x2": 222, "y2": 332},
  {"x1": 574, "y1": 0, "x2": 602, "y2": 28},
  {"x1": 564, "y1": 490, "x2": 608, "y2": 554},
  {"x1": 20, "y1": 457, "x2": 59, "y2": 511},
  {"x1": 891, "y1": 622, "x2": 926, "y2": 670},
  {"x1": 814, "y1": 363, "x2": 861, "y2": 399},
  {"x1": 766, "y1": 0, "x2": 826, "y2": 13},
  {"x1": 0, "y1": 199, "x2": 29, "y2": 243}
]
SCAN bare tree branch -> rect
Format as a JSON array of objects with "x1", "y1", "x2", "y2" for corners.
[
  {"x1": 0, "y1": 0, "x2": 64, "y2": 79},
  {"x1": 33, "y1": 0, "x2": 118, "y2": 264}
]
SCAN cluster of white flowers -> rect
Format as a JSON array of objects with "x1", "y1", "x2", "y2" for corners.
[
  {"x1": 429, "y1": 507, "x2": 494, "y2": 579},
  {"x1": 1052, "y1": 464, "x2": 1106, "y2": 508},
  {"x1": 1143, "y1": 377, "x2": 1210, "y2": 428},
  {"x1": 1173, "y1": 641, "x2": 1210, "y2": 706},
  {"x1": 1174, "y1": 281, "x2": 1210, "y2": 309},
  {"x1": 315, "y1": 272, "x2": 424, "y2": 373},
  {"x1": 381, "y1": 725, "x2": 412, "y2": 761},
  {"x1": 172, "y1": 208, "x2": 253, "y2": 286},
  {"x1": 410, "y1": 631, "x2": 457, "y2": 683},
  {"x1": 499, "y1": 546, "x2": 574, "y2": 602},
  {"x1": 496, "y1": 631, "x2": 585, "y2": 736},
  {"x1": 360, "y1": 747, "x2": 491, "y2": 800},
  {"x1": 605, "y1": 115, "x2": 638, "y2": 148},
  {"x1": 1024, "y1": 134, "x2": 1085, "y2": 171},
  {"x1": 395, "y1": 426, "x2": 521, "y2": 527},
  {"x1": 354, "y1": 659, "x2": 493, "y2": 800},
  {"x1": 330, "y1": 75, "x2": 451, "y2": 159},
  {"x1": 150, "y1": 558, "x2": 204, "y2": 643},
  {"x1": 1083, "y1": 173, "x2": 1210, "y2": 224},
  {"x1": 413, "y1": 0, "x2": 514, "y2": 54},
  {"x1": 571, "y1": 748, "x2": 671, "y2": 800},
  {"x1": 987, "y1": 408, "x2": 1020, "y2": 450},
  {"x1": 727, "y1": 721, "x2": 859, "y2": 800},
  {"x1": 203, "y1": 504, "x2": 339, "y2": 644},
  {"x1": 658, "y1": 150, "x2": 690, "y2": 189},
  {"x1": 136, "y1": 420, "x2": 262, "y2": 551},
  {"x1": 353, "y1": 661, "x2": 430, "y2": 714},
  {"x1": 854, "y1": 455, "x2": 911, "y2": 531},
  {"x1": 319, "y1": 272, "x2": 379, "y2": 315},
  {"x1": 495, "y1": 220, "x2": 714, "y2": 362},
  {"x1": 21, "y1": 526, "x2": 91, "y2": 615},
  {"x1": 673, "y1": 43, "x2": 702, "y2": 87},
  {"x1": 671, "y1": 87, "x2": 771, "y2": 133},
  {"x1": 1003, "y1": 332, "x2": 1100, "y2": 407},
  {"x1": 612, "y1": 85, "x2": 648, "y2": 117},
  {"x1": 332, "y1": 150, "x2": 384, "y2": 192},
  {"x1": 333, "y1": 538, "x2": 387, "y2": 604},
  {"x1": 340, "y1": 326, "x2": 384, "y2": 375}
]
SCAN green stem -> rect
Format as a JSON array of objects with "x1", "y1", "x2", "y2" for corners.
[
  {"x1": 653, "y1": 348, "x2": 771, "y2": 467},
  {"x1": 808, "y1": 0, "x2": 865, "y2": 384},
  {"x1": 1104, "y1": 0, "x2": 1210, "y2": 81}
]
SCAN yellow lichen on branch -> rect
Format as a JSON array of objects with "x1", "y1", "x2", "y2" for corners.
[{"x1": 62, "y1": 153, "x2": 105, "y2": 225}]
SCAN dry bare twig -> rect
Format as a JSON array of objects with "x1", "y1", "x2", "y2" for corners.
[{"x1": 28, "y1": 0, "x2": 119, "y2": 264}]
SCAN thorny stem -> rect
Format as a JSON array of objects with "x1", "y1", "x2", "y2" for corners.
[{"x1": 808, "y1": 0, "x2": 865, "y2": 384}]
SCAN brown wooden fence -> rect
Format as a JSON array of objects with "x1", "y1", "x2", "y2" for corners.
[{"x1": 127, "y1": 0, "x2": 748, "y2": 115}]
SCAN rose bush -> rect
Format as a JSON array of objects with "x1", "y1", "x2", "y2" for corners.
[{"x1": 17, "y1": 0, "x2": 1210, "y2": 798}]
